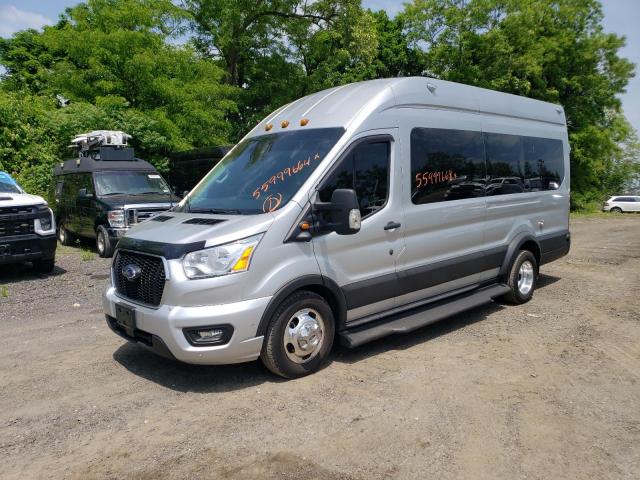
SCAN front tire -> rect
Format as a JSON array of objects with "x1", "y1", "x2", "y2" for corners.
[
  {"x1": 260, "y1": 291, "x2": 335, "y2": 379},
  {"x1": 610, "y1": 207, "x2": 623, "y2": 213},
  {"x1": 96, "y1": 226, "x2": 115, "y2": 258},
  {"x1": 58, "y1": 223, "x2": 75, "y2": 246},
  {"x1": 501, "y1": 250, "x2": 538, "y2": 305},
  {"x1": 33, "y1": 258, "x2": 55, "y2": 273}
]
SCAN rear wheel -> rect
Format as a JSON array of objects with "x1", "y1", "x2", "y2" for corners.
[
  {"x1": 610, "y1": 207, "x2": 623, "y2": 213},
  {"x1": 33, "y1": 258, "x2": 55, "y2": 273},
  {"x1": 58, "y1": 223, "x2": 75, "y2": 246},
  {"x1": 501, "y1": 250, "x2": 538, "y2": 305},
  {"x1": 96, "y1": 226, "x2": 114, "y2": 258},
  {"x1": 260, "y1": 291, "x2": 335, "y2": 378}
]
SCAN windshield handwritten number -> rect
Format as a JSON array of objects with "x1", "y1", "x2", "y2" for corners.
[
  {"x1": 415, "y1": 170, "x2": 457, "y2": 188},
  {"x1": 263, "y1": 193, "x2": 283, "y2": 213},
  {"x1": 252, "y1": 154, "x2": 319, "y2": 200}
]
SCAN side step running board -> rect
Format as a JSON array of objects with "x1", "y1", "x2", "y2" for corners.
[{"x1": 339, "y1": 283, "x2": 510, "y2": 348}]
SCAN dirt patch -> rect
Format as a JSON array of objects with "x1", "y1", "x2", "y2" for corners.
[{"x1": 1, "y1": 216, "x2": 639, "y2": 479}]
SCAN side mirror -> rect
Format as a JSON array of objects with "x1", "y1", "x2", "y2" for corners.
[
  {"x1": 78, "y1": 188, "x2": 93, "y2": 198},
  {"x1": 314, "y1": 188, "x2": 361, "y2": 235},
  {"x1": 548, "y1": 181, "x2": 560, "y2": 190}
]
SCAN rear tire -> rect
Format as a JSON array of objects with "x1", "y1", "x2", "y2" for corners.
[
  {"x1": 96, "y1": 226, "x2": 114, "y2": 258},
  {"x1": 58, "y1": 223, "x2": 75, "y2": 246},
  {"x1": 501, "y1": 250, "x2": 538, "y2": 305},
  {"x1": 610, "y1": 207, "x2": 623, "y2": 213},
  {"x1": 33, "y1": 258, "x2": 55, "y2": 273},
  {"x1": 260, "y1": 291, "x2": 335, "y2": 379}
]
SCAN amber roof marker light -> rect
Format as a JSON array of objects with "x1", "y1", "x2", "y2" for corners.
[
  {"x1": 300, "y1": 118, "x2": 310, "y2": 126},
  {"x1": 281, "y1": 120, "x2": 290, "y2": 128},
  {"x1": 265, "y1": 123, "x2": 273, "y2": 131}
]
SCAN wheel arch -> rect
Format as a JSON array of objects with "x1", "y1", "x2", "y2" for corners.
[
  {"x1": 256, "y1": 275, "x2": 347, "y2": 337},
  {"x1": 499, "y1": 233, "x2": 541, "y2": 279}
]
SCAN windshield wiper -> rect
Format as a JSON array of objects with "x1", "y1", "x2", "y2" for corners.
[
  {"x1": 101, "y1": 192, "x2": 126, "y2": 196},
  {"x1": 189, "y1": 208, "x2": 243, "y2": 215},
  {"x1": 138, "y1": 191, "x2": 164, "y2": 195}
]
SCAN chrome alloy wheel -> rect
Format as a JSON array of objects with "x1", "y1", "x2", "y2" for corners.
[
  {"x1": 283, "y1": 308, "x2": 325, "y2": 364},
  {"x1": 97, "y1": 231, "x2": 105, "y2": 254},
  {"x1": 517, "y1": 260, "x2": 535, "y2": 295}
]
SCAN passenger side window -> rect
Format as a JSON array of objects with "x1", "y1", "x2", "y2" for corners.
[
  {"x1": 522, "y1": 137, "x2": 564, "y2": 191},
  {"x1": 410, "y1": 128, "x2": 486, "y2": 205},
  {"x1": 318, "y1": 140, "x2": 390, "y2": 218},
  {"x1": 484, "y1": 133, "x2": 525, "y2": 195}
]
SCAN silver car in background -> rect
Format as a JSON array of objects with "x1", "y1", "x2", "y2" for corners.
[{"x1": 103, "y1": 77, "x2": 571, "y2": 378}]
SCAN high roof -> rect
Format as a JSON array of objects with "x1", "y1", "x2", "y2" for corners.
[
  {"x1": 53, "y1": 156, "x2": 158, "y2": 176},
  {"x1": 247, "y1": 77, "x2": 565, "y2": 138}
]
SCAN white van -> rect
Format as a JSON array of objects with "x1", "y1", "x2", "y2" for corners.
[{"x1": 103, "y1": 77, "x2": 570, "y2": 378}]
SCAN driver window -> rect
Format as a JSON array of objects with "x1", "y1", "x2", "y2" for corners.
[{"x1": 318, "y1": 140, "x2": 390, "y2": 218}]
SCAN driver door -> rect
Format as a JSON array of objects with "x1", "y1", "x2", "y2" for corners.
[{"x1": 311, "y1": 130, "x2": 405, "y2": 324}]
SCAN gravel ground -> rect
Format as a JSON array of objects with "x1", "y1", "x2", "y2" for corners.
[{"x1": 0, "y1": 216, "x2": 639, "y2": 479}]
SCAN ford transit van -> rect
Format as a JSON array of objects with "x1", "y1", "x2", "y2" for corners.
[{"x1": 103, "y1": 77, "x2": 570, "y2": 378}]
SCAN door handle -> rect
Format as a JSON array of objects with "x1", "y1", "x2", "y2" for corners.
[{"x1": 384, "y1": 221, "x2": 401, "y2": 231}]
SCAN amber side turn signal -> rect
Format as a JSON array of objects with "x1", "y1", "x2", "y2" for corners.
[{"x1": 299, "y1": 221, "x2": 311, "y2": 231}]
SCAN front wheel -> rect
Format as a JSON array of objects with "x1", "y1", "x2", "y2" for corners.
[
  {"x1": 610, "y1": 207, "x2": 623, "y2": 213},
  {"x1": 260, "y1": 291, "x2": 335, "y2": 378},
  {"x1": 33, "y1": 258, "x2": 55, "y2": 273},
  {"x1": 96, "y1": 226, "x2": 115, "y2": 258},
  {"x1": 501, "y1": 250, "x2": 538, "y2": 305},
  {"x1": 58, "y1": 223, "x2": 75, "y2": 246}
]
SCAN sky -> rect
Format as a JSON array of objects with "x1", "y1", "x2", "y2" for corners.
[{"x1": 0, "y1": 0, "x2": 638, "y2": 133}]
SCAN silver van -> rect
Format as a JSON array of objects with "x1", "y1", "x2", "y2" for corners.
[{"x1": 103, "y1": 77, "x2": 570, "y2": 378}]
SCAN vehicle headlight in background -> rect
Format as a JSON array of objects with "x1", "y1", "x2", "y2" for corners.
[
  {"x1": 35, "y1": 208, "x2": 55, "y2": 235},
  {"x1": 182, "y1": 234, "x2": 263, "y2": 279},
  {"x1": 107, "y1": 210, "x2": 125, "y2": 228}
]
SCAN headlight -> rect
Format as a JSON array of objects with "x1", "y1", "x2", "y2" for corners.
[
  {"x1": 35, "y1": 208, "x2": 55, "y2": 235},
  {"x1": 182, "y1": 234, "x2": 263, "y2": 279},
  {"x1": 108, "y1": 210, "x2": 125, "y2": 228}
]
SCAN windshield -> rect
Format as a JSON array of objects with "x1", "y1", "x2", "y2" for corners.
[
  {"x1": 0, "y1": 172, "x2": 21, "y2": 194},
  {"x1": 179, "y1": 128, "x2": 345, "y2": 214},
  {"x1": 94, "y1": 171, "x2": 171, "y2": 196}
]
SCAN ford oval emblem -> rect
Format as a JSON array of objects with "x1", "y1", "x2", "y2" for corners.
[{"x1": 122, "y1": 264, "x2": 142, "y2": 282}]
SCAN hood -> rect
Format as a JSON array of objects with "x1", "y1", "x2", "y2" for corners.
[
  {"x1": 0, "y1": 192, "x2": 47, "y2": 207},
  {"x1": 98, "y1": 192, "x2": 180, "y2": 208},
  {"x1": 121, "y1": 211, "x2": 275, "y2": 248}
]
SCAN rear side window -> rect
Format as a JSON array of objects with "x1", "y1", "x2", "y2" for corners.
[
  {"x1": 319, "y1": 140, "x2": 390, "y2": 218},
  {"x1": 485, "y1": 133, "x2": 564, "y2": 195},
  {"x1": 410, "y1": 128, "x2": 486, "y2": 205}
]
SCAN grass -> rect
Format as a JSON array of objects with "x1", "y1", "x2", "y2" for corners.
[
  {"x1": 80, "y1": 248, "x2": 96, "y2": 261},
  {"x1": 0, "y1": 285, "x2": 8, "y2": 298}
]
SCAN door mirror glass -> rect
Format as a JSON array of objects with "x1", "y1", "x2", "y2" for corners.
[
  {"x1": 314, "y1": 188, "x2": 361, "y2": 235},
  {"x1": 78, "y1": 188, "x2": 93, "y2": 198}
]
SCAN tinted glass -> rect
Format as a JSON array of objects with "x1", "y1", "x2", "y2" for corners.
[
  {"x1": 485, "y1": 133, "x2": 564, "y2": 195},
  {"x1": 180, "y1": 128, "x2": 344, "y2": 215},
  {"x1": 484, "y1": 133, "x2": 525, "y2": 195},
  {"x1": 319, "y1": 141, "x2": 389, "y2": 217},
  {"x1": 94, "y1": 171, "x2": 170, "y2": 196},
  {"x1": 523, "y1": 137, "x2": 564, "y2": 191},
  {"x1": 410, "y1": 128, "x2": 486, "y2": 205}
]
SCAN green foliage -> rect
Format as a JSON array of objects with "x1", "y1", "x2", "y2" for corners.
[{"x1": 0, "y1": 0, "x2": 637, "y2": 209}]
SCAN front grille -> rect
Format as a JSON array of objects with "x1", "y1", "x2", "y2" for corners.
[
  {"x1": 113, "y1": 250, "x2": 166, "y2": 306},
  {"x1": 0, "y1": 219, "x2": 34, "y2": 237},
  {"x1": 126, "y1": 208, "x2": 169, "y2": 225},
  {"x1": 0, "y1": 206, "x2": 35, "y2": 216}
]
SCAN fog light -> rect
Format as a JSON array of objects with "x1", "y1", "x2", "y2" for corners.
[{"x1": 183, "y1": 325, "x2": 233, "y2": 346}]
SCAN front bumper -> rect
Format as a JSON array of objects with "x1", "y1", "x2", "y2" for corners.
[
  {"x1": 103, "y1": 286, "x2": 269, "y2": 365},
  {"x1": 0, "y1": 234, "x2": 56, "y2": 265}
]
